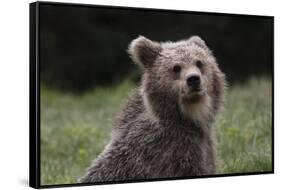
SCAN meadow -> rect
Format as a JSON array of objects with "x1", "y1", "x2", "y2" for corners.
[{"x1": 40, "y1": 78, "x2": 272, "y2": 185}]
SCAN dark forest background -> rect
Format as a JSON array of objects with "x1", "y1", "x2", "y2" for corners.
[{"x1": 39, "y1": 3, "x2": 273, "y2": 92}]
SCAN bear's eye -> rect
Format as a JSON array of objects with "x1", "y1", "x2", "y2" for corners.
[
  {"x1": 196, "y1": 60, "x2": 203, "y2": 69},
  {"x1": 173, "y1": 65, "x2": 181, "y2": 73}
]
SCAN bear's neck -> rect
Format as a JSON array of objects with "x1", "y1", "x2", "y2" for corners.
[
  {"x1": 143, "y1": 92, "x2": 190, "y2": 124},
  {"x1": 142, "y1": 91, "x2": 214, "y2": 130}
]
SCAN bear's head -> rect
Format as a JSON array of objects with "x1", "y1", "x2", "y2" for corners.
[{"x1": 128, "y1": 36, "x2": 225, "y2": 126}]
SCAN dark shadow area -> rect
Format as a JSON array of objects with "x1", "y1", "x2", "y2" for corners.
[{"x1": 18, "y1": 178, "x2": 29, "y2": 186}]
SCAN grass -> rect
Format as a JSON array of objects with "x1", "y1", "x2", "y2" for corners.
[
  {"x1": 216, "y1": 78, "x2": 272, "y2": 174},
  {"x1": 40, "y1": 78, "x2": 272, "y2": 185}
]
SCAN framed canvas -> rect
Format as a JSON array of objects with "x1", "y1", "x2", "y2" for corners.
[{"x1": 29, "y1": 1, "x2": 274, "y2": 188}]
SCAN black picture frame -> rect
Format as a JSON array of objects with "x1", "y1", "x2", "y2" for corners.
[{"x1": 29, "y1": 1, "x2": 274, "y2": 189}]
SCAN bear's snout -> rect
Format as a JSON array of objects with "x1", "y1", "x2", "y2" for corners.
[{"x1": 186, "y1": 74, "x2": 201, "y2": 90}]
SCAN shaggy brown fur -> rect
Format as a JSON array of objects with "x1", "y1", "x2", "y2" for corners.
[{"x1": 79, "y1": 36, "x2": 225, "y2": 183}]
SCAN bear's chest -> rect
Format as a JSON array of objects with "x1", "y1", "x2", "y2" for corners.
[{"x1": 127, "y1": 126, "x2": 207, "y2": 177}]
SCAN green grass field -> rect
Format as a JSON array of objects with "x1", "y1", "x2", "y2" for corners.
[{"x1": 40, "y1": 78, "x2": 272, "y2": 185}]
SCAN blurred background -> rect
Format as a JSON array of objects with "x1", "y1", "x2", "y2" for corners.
[
  {"x1": 40, "y1": 3, "x2": 273, "y2": 92},
  {"x1": 39, "y1": 3, "x2": 273, "y2": 186}
]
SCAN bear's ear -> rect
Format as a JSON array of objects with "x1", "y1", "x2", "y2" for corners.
[
  {"x1": 188, "y1": 36, "x2": 208, "y2": 50},
  {"x1": 128, "y1": 36, "x2": 162, "y2": 68}
]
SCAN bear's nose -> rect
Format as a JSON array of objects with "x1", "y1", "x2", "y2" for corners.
[{"x1": 186, "y1": 75, "x2": 201, "y2": 88}]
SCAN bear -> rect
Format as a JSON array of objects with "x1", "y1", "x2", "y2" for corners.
[{"x1": 79, "y1": 35, "x2": 225, "y2": 183}]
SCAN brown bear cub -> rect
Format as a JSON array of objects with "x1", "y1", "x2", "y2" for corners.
[{"x1": 80, "y1": 36, "x2": 225, "y2": 183}]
